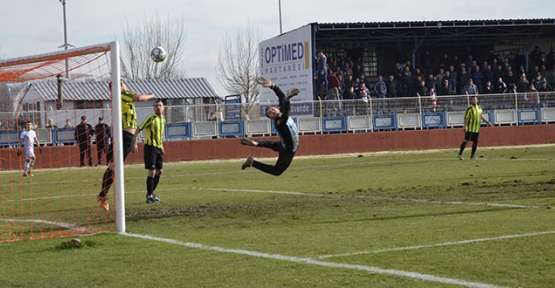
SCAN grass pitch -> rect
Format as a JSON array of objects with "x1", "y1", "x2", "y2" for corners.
[{"x1": 1, "y1": 145, "x2": 554, "y2": 287}]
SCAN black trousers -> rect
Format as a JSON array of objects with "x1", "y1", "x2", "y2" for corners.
[
  {"x1": 97, "y1": 142, "x2": 107, "y2": 164},
  {"x1": 252, "y1": 140, "x2": 295, "y2": 176},
  {"x1": 79, "y1": 142, "x2": 92, "y2": 166}
]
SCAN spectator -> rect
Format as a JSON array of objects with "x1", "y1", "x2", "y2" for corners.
[
  {"x1": 438, "y1": 79, "x2": 455, "y2": 96},
  {"x1": 472, "y1": 66, "x2": 484, "y2": 93},
  {"x1": 343, "y1": 74, "x2": 355, "y2": 98},
  {"x1": 342, "y1": 86, "x2": 357, "y2": 116},
  {"x1": 64, "y1": 119, "x2": 74, "y2": 129},
  {"x1": 448, "y1": 65, "x2": 458, "y2": 94},
  {"x1": 316, "y1": 51, "x2": 328, "y2": 92},
  {"x1": 327, "y1": 71, "x2": 341, "y2": 100},
  {"x1": 493, "y1": 77, "x2": 507, "y2": 94},
  {"x1": 416, "y1": 80, "x2": 428, "y2": 97},
  {"x1": 326, "y1": 72, "x2": 341, "y2": 116},
  {"x1": 401, "y1": 66, "x2": 412, "y2": 96},
  {"x1": 374, "y1": 75, "x2": 387, "y2": 98},
  {"x1": 505, "y1": 70, "x2": 518, "y2": 93},
  {"x1": 458, "y1": 66, "x2": 470, "y2": 93},
  {"x1": 462, "y1": 78, "x2": 479, "y2": 95},
  {"x1": 538, "y1": 81, "x2": 553, "y2": 92},
  {"x1": 524, "y1": 83, "x2": 540, "y2": 107},
  {"x1": 45, "y1": 119, "x2": 57, "y2": 129},
  {"x1": 435, "y1": 68, "x2": 445, "y2": 89},
  {"x1": 357, "y1": 86, "x2": 370, "y2": 115},
  {"x1": 208, "y1": 111, "x2": 218, "y2": 121},
  {"x1": 425, "y1": 74, "x2": 436, "y2": 91},
  {"x1": 429, "y1": 87, "x2": 438, "y2": 112},
  {"x1": 517, "y1": 73, "x2": 530, "y2": 93},
  {"x1": 75, "y1": 115, "x2": 94, "y2": 167},
  {"x1": 482, "y1": 81, "x2": 494, "y2": 94},
  {"x1": 386, "y1": 75, "x2": 398, "y2": 97},
  {"x1": 483, "y1": 64, "x2": 494, "y2": 88},
  {"x1": 94, "y1": 116, "x2": 111, "y2": 166},
  {"x1": 493, "y1": 64, "x2": 506, "y2": 83}
]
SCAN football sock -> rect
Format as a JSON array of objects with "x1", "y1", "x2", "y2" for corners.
[
  {"x1": 99, "y1": 168, "x2": 114, "y2": 197},
  {"x1": 458, "y1": 141, "x2": 467, "y2": 155},
  {"x1": 152, "y1": 175, "x2": 161, "y2": 192},
  {"x1": 146, "y1": 177, "x2": 154, "y2": 196}
]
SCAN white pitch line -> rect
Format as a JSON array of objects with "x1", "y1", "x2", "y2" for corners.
[
  {"x1": 192, "y1": 187, "x2": 551, "y2": 210},
  {"x1": 315, "y1": 230, "x2": 555, "y2": 260},
  {"x1": 123, "y1": 232, "x2": 506, "y2": 288}
]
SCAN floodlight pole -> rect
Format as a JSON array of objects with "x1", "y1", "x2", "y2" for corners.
[
  {"x1": 59, "y1": 0, "x2": 73, "y2": 78},
  {"x1": 279, "y1": 0, "x2": 283, "y2": 34}
]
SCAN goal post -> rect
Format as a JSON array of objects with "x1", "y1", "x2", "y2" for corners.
[{"x1": 0, "y1": 41, "x2": 126, "y2": 241}]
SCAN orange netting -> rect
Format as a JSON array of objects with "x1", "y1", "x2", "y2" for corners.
[{"x1": 0, "y1": 44, "x2": 117, "y2": 241}]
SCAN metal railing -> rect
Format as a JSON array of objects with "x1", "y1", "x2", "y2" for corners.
[{"x1": 2, "y1": 91, "x2": 554, "y2": 146}]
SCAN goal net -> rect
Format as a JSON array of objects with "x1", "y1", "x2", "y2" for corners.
[{"x1": 0, "y1": 42, "x2": 125, "y2": 242}]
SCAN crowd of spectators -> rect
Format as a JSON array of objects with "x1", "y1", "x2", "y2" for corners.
[{"x1": 315, "y1": 46, "x2": 555, "y2": 105}]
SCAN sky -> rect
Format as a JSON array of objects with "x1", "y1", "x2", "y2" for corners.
[{"x1": 1, "y1": 0, "x2": 554, "y2": 96}]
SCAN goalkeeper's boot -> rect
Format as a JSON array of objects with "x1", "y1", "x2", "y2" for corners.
[
  {"x1": 470, "y1": 155, "x2": 476, "y2": 160},
  {"x1": 457, "y1": 154, "x2": 464, "y2": 160},
  {"x1": 240, "y1": 138, "x2": 258, "y2": 146},
  {"x1": 242, "y1": 157, "x2": 254, "y2": 170},
  {"x1": 96, "y1": 195, "x2": 110, "y2": 211}
]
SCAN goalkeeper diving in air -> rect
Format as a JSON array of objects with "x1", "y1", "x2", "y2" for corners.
[{"x1": 240, "y1": 77, "x2": 299, "y2": 176}]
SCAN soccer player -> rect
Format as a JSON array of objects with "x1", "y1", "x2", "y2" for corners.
[
  {"x1": 240, "y1": 77, "x2": 299, "y2": 176},
  {"x1": 458, "y1": 96, "x2": 493, "y2": 160},
  {"x1": 96, "y1": 81, "x2": 154, "y2": 211},
  {"x1": 132, "y1": 99, "x2": 166, "y2": 204},
  {"x1": 18, "y1": 121, "x2": 41, "y2": 177}
]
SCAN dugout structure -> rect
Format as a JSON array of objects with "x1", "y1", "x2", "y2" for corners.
[{"x1": 0, "y1": 42, "x2": 126, "y2": 241}]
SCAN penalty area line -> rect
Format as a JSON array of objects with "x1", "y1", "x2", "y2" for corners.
[
  {"x1": 316, "y1": 230, "x2": 555, "y2": 260},
  {"x1": 123, "y1": 232, "x2": 505, "y2": 288}
]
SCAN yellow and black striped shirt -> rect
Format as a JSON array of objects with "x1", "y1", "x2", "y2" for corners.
[
  {"x1": 121, "y1": 91, "x2": 137, "y2": 129},
  {"x1": 464, "y1": 105, "x2": 483, "y2": 133},
  {"x1": 139, "y1": 114, "x2": 166, "y2": 148}
]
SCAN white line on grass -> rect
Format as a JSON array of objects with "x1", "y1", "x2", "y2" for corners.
[
  {"x1": 123, "y1": 232, "x2": 506, "y2": 288},
  {"x1": 191, "y1": 187, "x2": 550, "y2": 210},
  {"x1": 315, "y1": 230, "x2": 555, "y2": 259}
]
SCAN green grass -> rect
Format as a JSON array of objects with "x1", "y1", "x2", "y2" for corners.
[{"x1": 1, "y1": 145, "x2": 555, "y2": 287}]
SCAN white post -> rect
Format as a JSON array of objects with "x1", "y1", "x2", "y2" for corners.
[{"x1": 110, "y1": 41, "x2": 125, "y2": 233}]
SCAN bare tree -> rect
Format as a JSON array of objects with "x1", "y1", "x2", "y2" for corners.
[
  {"x1": 120, "y1": 11, "x2": 187, "y2": 80},
  {"x1": 216, "y1": 24, "x2": 261, "y2": 117}
]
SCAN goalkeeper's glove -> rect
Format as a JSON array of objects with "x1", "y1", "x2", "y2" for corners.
[
  {"x1": 286, "y1": 88, "x2": 300, "y2": 101},
  {"x1": 256, "y1": 77, "x2": 273, "y2": 88}
]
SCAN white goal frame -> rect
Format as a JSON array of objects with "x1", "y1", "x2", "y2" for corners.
[{"x1": 0, "y1": 41, "x2": 126, "y2": 233}]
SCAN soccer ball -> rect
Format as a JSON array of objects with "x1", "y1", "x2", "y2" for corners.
[{"x1": 150, "y1": 46, "x2": 167, "y2": 63}]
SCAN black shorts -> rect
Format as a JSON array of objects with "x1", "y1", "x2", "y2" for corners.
[
  {"x1": 144, "y1": 144, "x2": 163, "y2": 170},
  {"x1": 106, "y1": 131, "x2": 134, "y2": 163},
  {"x1": 464, "y1": 132, "x2": 480, "y2": 142}
]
